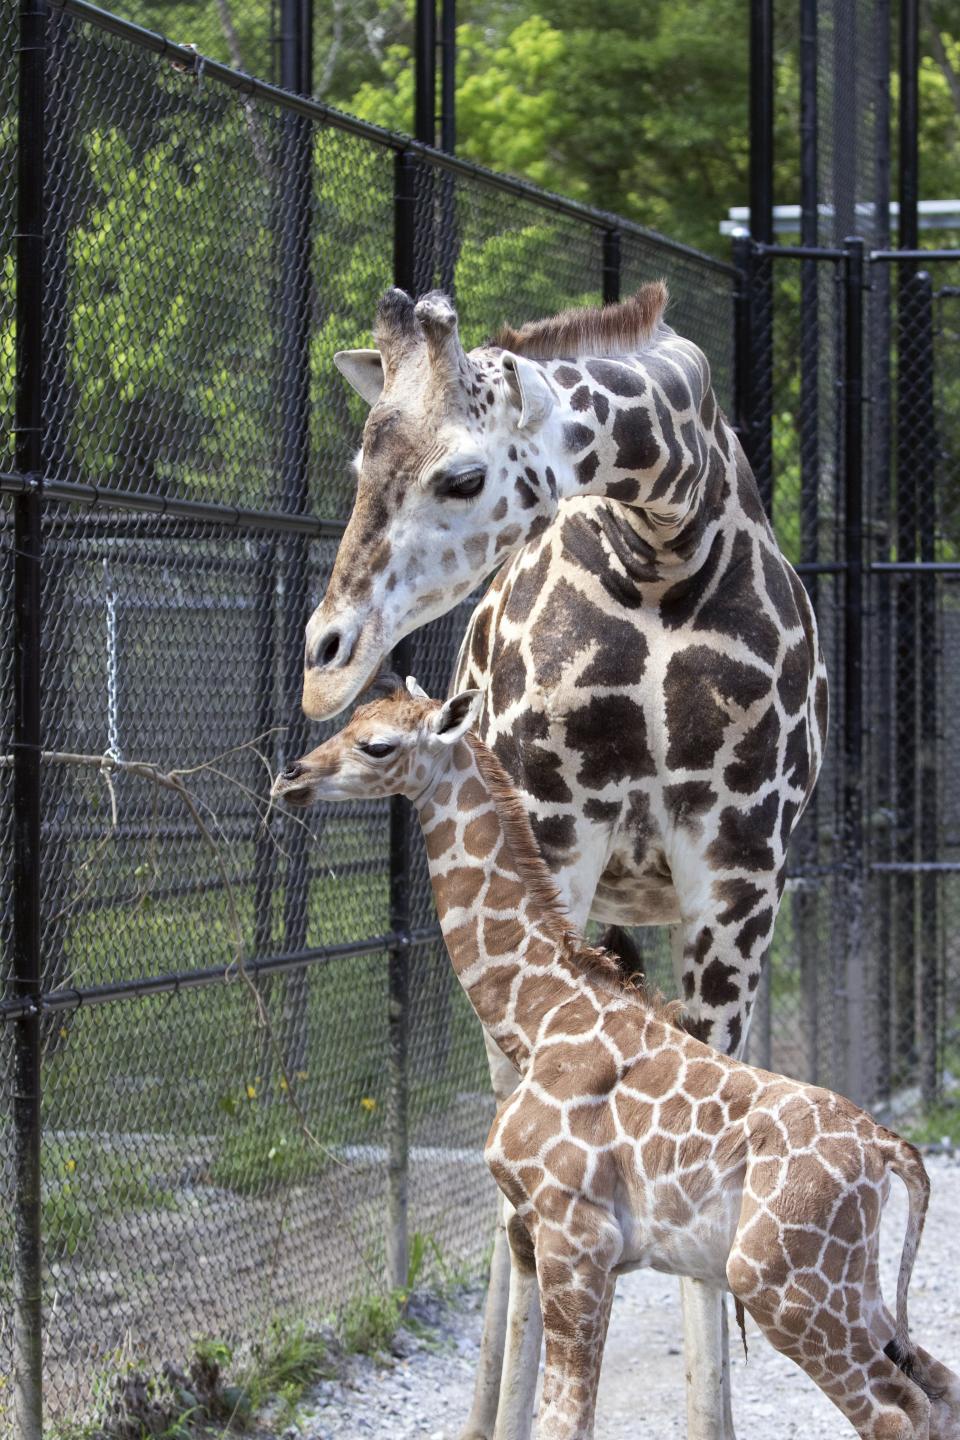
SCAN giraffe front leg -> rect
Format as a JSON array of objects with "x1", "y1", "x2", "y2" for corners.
[
  {"x1": 680, "y1": 1278, "x2": 735, "y2": 1440},
  {"x1": 534, "y1": 1219, "x2": 619, "y2": 1440},
  {"x1": 460, "y1": 1030, "x2": 526, "y2": 1440},
  {"x1": 493, "y1": 1208, "x2": 543, "y2": 1440},
  {"x1": 668, "y1": 861, "x2": 782, "y2": 1439},
  {"x1": 479, "y1": 855, "x2": 604, "y2": 1440}
]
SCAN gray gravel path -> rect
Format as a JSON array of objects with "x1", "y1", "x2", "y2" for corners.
[{"x1": 292, "y1": 1154, "x2": 960, "y2": 1439}]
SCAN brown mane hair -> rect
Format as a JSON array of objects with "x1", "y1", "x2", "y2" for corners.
[
  {"x1": 465, "y1": 732, "x2": 682, "y2": 1025},
  {"x1": 492, "y1": 282, "x2": 668, "y2": 361}
]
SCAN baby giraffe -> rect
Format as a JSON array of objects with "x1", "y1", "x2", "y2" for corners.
[{"x1": 272, "y1": 679, "x2": 960, "y2": 1440}]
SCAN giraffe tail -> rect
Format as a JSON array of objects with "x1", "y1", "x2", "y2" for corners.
[{"x1": 883, "y1": 1135, "x2": 940, "y2": 1398}]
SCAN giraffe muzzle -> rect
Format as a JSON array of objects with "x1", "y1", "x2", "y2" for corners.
[
  {"x1": 271, "y1": 765, "x2": 317, "y2": 808},
  {"x1": 301, "y1": 613, "x2": 387, "y2": 721}
]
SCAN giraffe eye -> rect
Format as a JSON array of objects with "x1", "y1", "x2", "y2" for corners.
[
  {"x1": 359, "y1": 740, "x2": 396, "y2": 759},
  {"x1": 436, "y1": 467, "x2": 486, "y2": 499}
]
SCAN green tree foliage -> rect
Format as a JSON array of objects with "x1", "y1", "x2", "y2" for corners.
[
  {"x1": 346, "y1": 0, "x2": 959, "y2": 256},
  {"x1": 3, "y1": 0, "x2": 957, "y2": 502}
]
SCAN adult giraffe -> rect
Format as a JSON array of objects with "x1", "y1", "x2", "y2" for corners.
[{"x1": 299, "y1": 284, "x2": 828, "y2": 1440}]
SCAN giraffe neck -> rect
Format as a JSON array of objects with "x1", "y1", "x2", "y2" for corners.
[
  {"x1": 413, "y1": 739, "x2": 609, "y2": 1070},
  {"x1": 530, "y1": 330, "x2": 761, "y2": 575}
]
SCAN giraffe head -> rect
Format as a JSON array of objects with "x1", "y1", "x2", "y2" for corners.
[
  {"x1": 302, "y1": 287, "x2": 562, "y2": 719},
  {"x1": 272, "y1": 676, "x2": 482, "y2": 807}
]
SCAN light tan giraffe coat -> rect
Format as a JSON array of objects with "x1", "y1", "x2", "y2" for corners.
[{"x1": 272, "y1": 683, "x2": 960, "y2": 1440}]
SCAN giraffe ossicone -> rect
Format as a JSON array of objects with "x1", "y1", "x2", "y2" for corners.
[{"x1": 273, "y1": 687, "x2": 960, "y2": 1440}]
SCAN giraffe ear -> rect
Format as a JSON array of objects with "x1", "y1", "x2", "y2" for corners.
[
  {"x1": 406, "y1": 675, "x2": 430, "y2": 700},
  {"x1": 431, "y1": 690, "x2": 483, "y2": 745},
  {"x1": 501, "y1": 352, "x2": 555, "y2": 432},
  {"x1": 334, "y1": 349, "x2": 385, "y2": 406}
]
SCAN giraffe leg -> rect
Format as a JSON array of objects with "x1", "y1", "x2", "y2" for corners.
[
  {"x1": 534, "y1": 1222, "x2": 619, "y2": 1440},
  {"x1": 669, "y1": 922, "x2": 739, "y2": 1440},
  {"x1": 866, "y1": 1298, "x2": 960, "y2": 1440},
  {"x1": 492, "y1": 1209, "x2": 543, "y2": 1440},
  {"x1": 459, "y1": 1191, "x2": 512, "y2": 1439},
  {"x1": 680, "y1": 1278, "x2": 735, "y2": 1440},
  {"x1": 668, "y1": 846, "x2": 785, "y2": 1440},
  {"x1": 475, "y1": 863, "x2": 604, "y2": 1440},
  {"x1": 728, "y1": 1249, "x2": 932, "y2": 1439},
  {"x1": 460, "y1": 1030, "x2": 525, "y2": 1440}
]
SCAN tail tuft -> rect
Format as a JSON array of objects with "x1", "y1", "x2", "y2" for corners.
[
  {"x1": 884, "y1": 1336, "x2": 917, "y2": 1381},
  {"x1": 885, "y1": 1336, "x2": 944, "y2": 1401}
]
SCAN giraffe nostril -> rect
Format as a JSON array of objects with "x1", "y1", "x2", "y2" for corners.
[
  {"x1": 281, "y1": 763, "x2": 303, "y2": 781},
  {"x1": 311, "y1": 626, "x2": 358, "y2": 671}
]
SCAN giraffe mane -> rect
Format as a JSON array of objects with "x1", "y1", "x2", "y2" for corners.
[
  {"x1": 466, "y1": 733, "x2": 682, "y2": 1025},
  {"x1": 491, "y1": 282, "x2": 669, "y2": 361}
]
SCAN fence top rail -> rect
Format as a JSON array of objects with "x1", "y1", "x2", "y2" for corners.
[
  {"x1": 870, "y1": 248, "x2": 960, "y2": 262},
  {"x1": 52, "y1": 0, "x2": 737, "y2": 282},
  {"x1": 0, "y1": 470, "x2": 346, "y2": 537},
  {"x1": 747, "y1": 241, "x2": 847, "y2": 260}
]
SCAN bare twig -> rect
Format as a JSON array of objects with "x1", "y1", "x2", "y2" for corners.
[
  {"x1": 316, "y1": 0, "x2": 345, "y2": 98},
  {"x1": 199, "y1": 0, "x2": 273, "y2": 176}
]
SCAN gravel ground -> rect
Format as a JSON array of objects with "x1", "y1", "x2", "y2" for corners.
[{"x1": 288, "y1": 1153, "x2": 960, "y2": 1440}]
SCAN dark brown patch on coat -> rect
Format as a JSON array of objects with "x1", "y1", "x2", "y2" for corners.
[
  {"x1": 663, "y1": 779, "x2": 717, "y2": 824},
  {"x1": 564, "y1": 422, "x2": 595, "y2": 453},
  {"x1": 706, "y1": 791, "x2": 780, "y2": 872},
  {"x1": 530, "y1": 577, "x2": 648, "y2": 690},
  {"x1": 692, "y1": 529, "x2": 780, "y2": 666},
  {"x1": 724, "y1": 705, "x2": 781, "y2": 792},
  {"x1": 489, "y1": 640, "x2": 528, "y2": 714},
  {"x1": 565, "y1": 694, "x2": 655, "y2": 787},
  {"x1": 492, "y1": 710, "x2": 573, "y2": 806},
  {"x1": 611, "y1": 404, "x2": 660, "y2": 472},
  {"x1": 778, "y1": 638, "x2": 813, "y2": 714},
  {"x1": 531, "y1": 812, "x2": 576, "y2": 862},
  {"x1": 663, "y1": 646, "x2": 769, "y2": 771}
]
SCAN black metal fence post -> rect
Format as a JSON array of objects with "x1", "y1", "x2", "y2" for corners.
[
  {"x1": 748, "y1": 0, "x2": 774, "y2": 519},
  {"x1": 277, "y1": 0, "x2": 314, "y2": 1074},
  {"x1": 384, "y1": 148, "x2": 419, "y2": 1292},
  {"x1": 437, "y1": 0, "x2": 457, "y2": 291},
  {"x1": 870, "y1": 0, "x2": 894, "y2": 1105},
  {"x1": 893, "y1": 0, "x2": 921, "y2": 1083},
  {"x1": 440, "y1": 0, "x2": 455, "y2": 154},
  {"x1": 842, "y1": 236, "x2": 867, "y2": 1104},
  {"x1": 913, "y1": 272, "x2": 939, "y2": 1103},
  {"x1": 732, "y1": 231, "x2": 753, "y2": 451},
  {"x1": 13, "y1": 2, "x2": 47, "y2": 1434},
  {"x1": 795, "y1": 0, "x2": 822, "y2": 1081}
]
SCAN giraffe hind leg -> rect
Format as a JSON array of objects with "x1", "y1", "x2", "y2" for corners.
[
  {"x1": 727, "y1": 1249, "x2": 932, "y2": 1439},
  {"x1": 867, "y1": 1299, "x2": 960, "y2": 1440}
]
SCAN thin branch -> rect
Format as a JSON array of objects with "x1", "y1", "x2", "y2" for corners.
[
  {"x1": 171, "y1": 725, "x2": 286, "y2": 778},
  {"x1": 316, "y1": 0, "x2": 345, "y2": 98}
]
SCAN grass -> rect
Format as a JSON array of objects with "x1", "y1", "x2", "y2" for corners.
[
  {"x1": 36, "y1": 1259, "x2": 477, "y2": 1440},
  {"x1": 41, "y1": 1320, "x2": 337, "y2": 1439},
  {"x1": 238, "y1": 1320, "x2": 336, "y2": 1411},
  {"x1": 904, "y1": 1097, "x2": 960, "y2": 1147}
]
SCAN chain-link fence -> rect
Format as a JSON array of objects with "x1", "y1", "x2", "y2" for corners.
[
  {"x1": 733, "y1": 238, "x2": 960, "y2": 1125},
  {"x1": 1, "y1": 0, "x2": 738, "y2": 1427}
]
